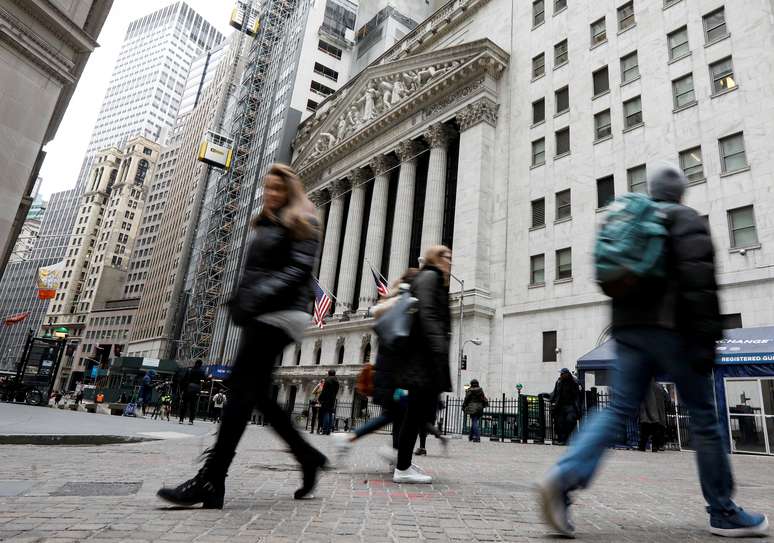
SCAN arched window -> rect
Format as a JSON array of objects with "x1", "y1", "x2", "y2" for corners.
[
  {"x1": 295, "y1": 346, "x2": 302, "y2": 366},
  {"x1": 314, "y1": 347, "x2": 321, "y2": 365},
  {"x1": 337, "y1": 344, "x2": 345, "y2": 365},
  {"x1": 107, "y1": 169, "x2": 118, "y2": 193},
  {"x1": 134, "y1": 159, "x2": 149, "y2": 185},
  {"x1": 363, "y1": 343, "x2": 371, "y2": 364}
]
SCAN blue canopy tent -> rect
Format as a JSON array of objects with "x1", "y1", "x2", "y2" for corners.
[{"x1": 576, "y1": 327, "x2": 774, "y2": 454}]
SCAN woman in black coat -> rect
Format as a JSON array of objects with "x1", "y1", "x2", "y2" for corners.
[
  {"x1": 157, "y1": 164, "x2": 327, "y2": 508},
  {"x1": 393, "y1": 245, "x2": 453, "y2": 484}
]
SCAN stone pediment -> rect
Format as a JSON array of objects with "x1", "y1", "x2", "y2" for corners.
[{"x1": 292, "y1": 39, "x2": 508, "y2": 177}]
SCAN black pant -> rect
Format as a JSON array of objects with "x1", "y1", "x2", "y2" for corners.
[
  {"x1": 210, "y1": 322, "x2": 319, "y2": 472},
  {"x1": 179, "y1": 389, "x2": 199, "y2": 423},
  {"x1": 309, "y1": 406, "x2": 319, "y2": 433},
  {"x1": 397, "y1": 391, "x2": 436, "y2": 470},
  {"x1": 639, "y1": 422, "x2": 665, "y2": 451},
  {"x1": 554, "y1": 405, "x2": 578, "y2": 444}
]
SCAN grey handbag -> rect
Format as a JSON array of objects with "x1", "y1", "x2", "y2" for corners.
[{"x1": 373, "y1": 291, "x2": 418, "y2": 353}]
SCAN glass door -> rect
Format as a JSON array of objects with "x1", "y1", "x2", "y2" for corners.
[
  {"x1": 725, "y1": 378, "x2": 770, "y2": 455},
  {"x1": 761, "y1": 378, "x2": 774, "y2": 455}
]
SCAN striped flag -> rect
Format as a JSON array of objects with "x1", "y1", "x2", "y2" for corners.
[
  {"x1": 371, "y1": 266, "x2": 389, "y2": 298},
  {"x1": 313, "y1": 282, "x2": 332, "y2": 329}
]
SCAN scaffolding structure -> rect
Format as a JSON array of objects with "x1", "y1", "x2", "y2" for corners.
[{"x1": 182, "y1": 0, "x2": 299, "y2": 363}]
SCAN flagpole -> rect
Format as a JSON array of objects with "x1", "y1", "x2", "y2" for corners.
[
  {"x1": 364, "y1": 258, "x2": 389, "y2": 285},
  {"x1": 312, "y1": 276, "x2": 339, "y2": 303}
]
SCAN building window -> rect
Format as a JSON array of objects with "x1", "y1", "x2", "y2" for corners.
[
  {"x1": 727, "y1": 206, "x2": 758, "y2": 248},
  {"x1": 295, "y1": 348, "x2": 301, "y2": 366},
  {"x1": 672, "y1": 73, "x2": 696, "y2": 108},
  {"x1": 623, "y1": 96, "x2": 642, "y2": 129},
  {"x1": 533, "y1": 0, "x2": 545, "y2": 26},
  {"x1": 722, "y1": 313, "x2": 743, "y2": 330},
  {"x1": 310, "y1": 80, "x2": 335, "y2": 97},
  {"x1": 556, "y1": 189, "x2": 571, "y2": 220},
  {"x1": 313, "y1": 62, "x2": 339, "y2": 82},
  {"x1": 679, "y1": 146, "x2": 704, "y2": 183},
  {"x1": 593, "y1": 66, "x2": 609, "y2": 96},
  {"x1": 703, "y1": 7, "x2": 727, "y2": 44},
  {"x1": 532, "y1": 53, "x2": 545, "y2": 79},
  {"x1": 531, "y1": 198, "x2": 545, "y2": 228},
  {"x1": 596, "y1": 175, "x2": 615, "y2": 208},
  {"x1": 555, "y1": 127, "x2": 570, "y2": 156},
  {"x1": 306, "y1": 99, "x2": 319, "y2": 112},
  {"x1": 627, "y1": 164, "x2": 647, "y2": 193},
  {"x1": 617, "y1": 1, "x2": 635, "y2": 31},
  {"x1": 314, "y1": 347, "x2": 321, "y2": 365},
  {"x1": 620, "y1": 51, "x2": 639, "y2": 83},
  {"x1": 590, "y1": 17, "x2": 606, "y2": 46},
  {"x1": 337, "y1": 344, "x2": 345, "y2": 365},
  {"x1": 719, "y1": 133, "x2": 748, "y2": 173},
  {"x1": 543, "y1": 331, "x2": 557, "y2": 362},
  {"x1": 554, "y1": 0, "x2": 567, "y2": 13},
  {"x1": 532, "y1": 138, "x2": 546, "y2": 166},
  {"x1": 556, "y1": 248, "x2": 572, "y2": 280},
  {"x1": 555, "y1": 86, "x2": 569, "y2": 114},
  {"x1": 710, "y1": 57, "x2": 737, "y2": 95},
  {"x1": 554, "y1": 39, "x2": 568, "y2": 67},
  {"x1": 532, "y1": 98, "x2": 545, "y2": 124},
  {"x1": 668, "y1": 26, "x2": 689, "y2": 60},
  {"x1": 530, "y1": 254, "x2": 545, "y2": 285},
  {"x1": 318, "y1": 40, "x2": 342, "y2": 60},
  {"x1": 594, "y1": 109, "x2": 612, "y2": 140}
]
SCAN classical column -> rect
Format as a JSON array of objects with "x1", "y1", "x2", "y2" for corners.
[
  {"x1": 335, "y1": 169, "x2": 368, "y2": 315},
  {"x1": 357, "y1": 155, "x2": 396, "y2": 312},
  {"x1": 317, "y1": 182, "x2": 346, "y2": 294},
  {"x1": 420, "y1": 123, "x2": 457, "y2": 253},
  {"x1": 309, "y1": 189, "x2": 329, "y2": 277},
  {"x1": 388, "y1": 139, "x2": 425, "y2": 282},
  {"x1": 451, "y1": 97, "x2": 499, "y2": 296}
]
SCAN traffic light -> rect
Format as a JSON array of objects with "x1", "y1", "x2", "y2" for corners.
[{"x1": 461, "y1": 354, "x2": 468, "y2": 370}]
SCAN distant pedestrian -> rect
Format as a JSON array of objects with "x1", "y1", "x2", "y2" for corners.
[
  {"x1": 415, "y1": 398, "x2": 447, "y2": 455},
  {"x1": 550, "y1": 368, "x2": 580, "y2": 445},
  {"x1": 211, "y1": 391, "x2": 226, "y2": 423},
  {"x1": 74, "y1": 381, "x2": 84, "y2": 405},
  {"x1": 139, "y1": 370, "x2": 155, "y2": 416},
  {"x1": 639, "y1": 380, "x2": 667, "y2": 452},
  {"x1": 463, "y1": 380, "x2": 488, "y2": 443},
  {"x1": 160, "y1": 393, "x2": 172, "y2": 421},
  {"x1": 539, "y1": 163, "x2": 768, "y2": 538},
  {"x1": 318, "y1": 370, "x2": 339, "y2": 435},
  {"x1": 178, "y1": 360, "x2": 205, "y2": 425},
  {"x1": 309, "y1": 379, "x2": 323, "y2": 434}
]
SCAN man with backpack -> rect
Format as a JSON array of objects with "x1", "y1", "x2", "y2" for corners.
[{"x1": 539, "y1": 164, "x2": 768, "y2": 538}]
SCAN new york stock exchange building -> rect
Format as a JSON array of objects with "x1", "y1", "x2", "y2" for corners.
[{"x1": 273, "y1": 0, "x2": 774, "y2": 412}]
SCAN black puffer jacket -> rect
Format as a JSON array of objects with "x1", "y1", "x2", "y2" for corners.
[
  {"x1": 612, "y1": 164, "x2": 721, "y2": 347},
  {"x1": 396, "y1": 265, "x2": 452, "y2": 392},
  {"x1": 229, "y1": 216, "x2": 319, "y2": 324}
]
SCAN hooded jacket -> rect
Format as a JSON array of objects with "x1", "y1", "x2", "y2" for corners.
[
  {"x1": 611, "y1": 164, "x2": 722, "y2": 347},
  {"x1": 463, "y1": 385, "x2": 488, "y2": 416}
]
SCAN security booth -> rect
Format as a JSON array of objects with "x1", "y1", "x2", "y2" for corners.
[
  {"x1": 98, "y1": 356, "x2": 179, "y2": 403},
  {"x1": 713, "y1": 326, "x2": 774, "y2": 456}
]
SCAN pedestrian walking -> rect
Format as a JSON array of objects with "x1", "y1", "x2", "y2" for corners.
[
  {"x1": 178, "y1": 360, "x2": 205, "y2": 425},
  {"x1": 550, "y1": 368, "x2": 580, "y2": 445},
  {"x1": 538, "y1": 163, "x2": 768, "y2": 538},
  {"x1": 74, "y1": 381, "x2": 84, "y2": 405},
  {"x1": 463, "y1": 380, "x2": 488, "y2": 443},
  {"x1": 309, "y1": 379, "x2": 323, "y2": 434},
  {"x1": 211, "y1": 391, "x2": 226, "y2": 423},
  {"x1": 638, "y1": 380, "x2": 667, "y2": 452},
  {"x1": 318, "y1": 369, "x2": 339, "y2": 435},
  {"x1": 139, "y1": 370, "x2": 155, "y2": 416},
  {"x1": 392, "y1": 245, "x2": 453, "y2": 484},
  {"x1": 415, "y1": 398, "x2": 447, "y2": 455},
  {"x1": 158, "y1": 164, "x2": 327, "y2": 508},
  {"x1": 160, "y1": 392, "x2": 172, "y2": 421}
]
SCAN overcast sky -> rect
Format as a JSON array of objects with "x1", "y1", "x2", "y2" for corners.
[{"x1": 37, "y1": 0, "x2": 234, "y2": 199}]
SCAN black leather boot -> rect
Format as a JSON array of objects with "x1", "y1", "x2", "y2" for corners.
[
  {"x1": 294, "y1": 450, "x2": 328, "y2": 500},
  {"x1": 157, "y1": 450, "x2": 230, "y2": 509}
]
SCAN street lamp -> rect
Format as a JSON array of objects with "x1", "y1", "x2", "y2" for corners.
[{"x1": 458, "y1": 337, "x2": 482, "y2": 394}]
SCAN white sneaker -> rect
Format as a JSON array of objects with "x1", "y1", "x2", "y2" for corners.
[
  {"x1": 377, "y1": 445, "x2": 397, "y2": 465},
  {"x1": 393, "y1": 464, "x2": 432, "y2": 484},
  {"x1": 332, "y1": 432, "x2": 354, "y2": 462}
]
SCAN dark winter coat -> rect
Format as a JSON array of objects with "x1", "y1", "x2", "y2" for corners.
[
  {"x1": 396, "y1": 266, "x2": 452, "y2": 392},
  {"x1": 318, "y1": 375, "x2": 339, "y2": 409},
  {"x1": 639, "y1": 380, "x2": 668, "y2": 426},
  {"x1": 550, "y1": 374, "x2": 580, "y2": 412},
  {"x1": 612, "y1": 166, "x2": 721, "y2": 349},
  {"x1": 228, "y1": 216, "x2": 319, "y2": 325},
  {"x1": 182, "y1": 366, "x2": 206, "y2": 395},
  {"x1": 463, "y1": 386, "x2": 488, "y2": 416}
]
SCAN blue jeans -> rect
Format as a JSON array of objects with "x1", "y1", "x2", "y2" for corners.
[
  {"x1": 554, "y1": 326, "x2": 736, "y2": 514},
  {"x1": 320, "y1": 408, "x2": 334, "y2": 434},
  {"x1": 470, "y1": 415, "x2": 481, "y2": 441}
]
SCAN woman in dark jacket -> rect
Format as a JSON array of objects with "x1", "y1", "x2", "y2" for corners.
[
  {"x1": 393, "y1": 245, "x2": 453, "y2": 484},
  {"x1": 157, "y1": 164, "x2": 327, "y2": 508}
]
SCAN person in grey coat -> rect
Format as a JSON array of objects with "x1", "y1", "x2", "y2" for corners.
[{"x1": 639, "y1": 380, "x2": 668, "y2": 452}]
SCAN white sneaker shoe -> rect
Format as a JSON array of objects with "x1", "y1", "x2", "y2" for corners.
[
  {"x1": 377, "y1": 445, "x2": 397, "y2": 465},
  {"x1": 393, "y1": 464, "x2": 432, "y2": 484},
  {"x1": 332, "y1": 432, "x2": 354, "y2": 463}
]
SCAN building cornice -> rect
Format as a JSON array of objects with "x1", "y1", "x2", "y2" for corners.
[{"x1": 12, "y1": 0, "x2": 100, "y2": 52}]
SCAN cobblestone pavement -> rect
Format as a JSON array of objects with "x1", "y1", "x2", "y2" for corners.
[{"x1": 0, "y1": 407, "x2": 772, "y2": 542}]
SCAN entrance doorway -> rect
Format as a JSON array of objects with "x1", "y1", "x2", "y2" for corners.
[{"x1": 724, "y1": 377, "x2": 774, "y2": 455}]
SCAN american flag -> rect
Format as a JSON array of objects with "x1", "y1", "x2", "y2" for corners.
[
  {"x1": 313, "y1": 282, "x2": 332, "y2": 329},
  {"x1": 371, "y1": 266, "x2": 389, "y2": 298}
]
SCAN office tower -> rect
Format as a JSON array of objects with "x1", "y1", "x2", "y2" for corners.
[
  {"x1": 0, "y1": 1, "x2": 112, "y2": 279},
  {"x1": 9, "y1": 179, "x2": 46, "y2": 264}
]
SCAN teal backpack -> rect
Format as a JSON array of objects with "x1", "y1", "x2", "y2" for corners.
[{"x1": 595, "y1": 192, "x2": 672, "y2": 297}]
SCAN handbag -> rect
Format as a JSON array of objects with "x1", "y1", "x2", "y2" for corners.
[{"x1": 373, "y1": 291, "x2": 418, "y2": 353}]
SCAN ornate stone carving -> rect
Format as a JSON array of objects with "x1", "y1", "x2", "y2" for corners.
[
  {"x1": 423, "y1": 78, "x2": 485, "y2": 120},
  {"x1": 394, "y1": 139, "x2": 427, "y2": 162},
  {"x1": 370, "y1": 155, "x2": 397, "y2": 176},
  {"x1": 457, "y1": 97, "x2": 499, "y2": 130},
  {"x1": 308, "y1": 189, "x2": 329, "y2": 207},
  {"x1": 349, "y1": 168, "x2": 370, "y2": 188},
  {"x1": 328, "y1": 179, "x2": 350, "y2": 198},
  {"x1": 423, "y1": 123, "x2": 457, "y2": 149},
  {"x1": 336, "y1": 336, "x2": 346, "y2": 349},
  {"x1": 314, "y1": 338, "x2": 322, "y2": 352},
  {"x1": 360, "y1": 333, "x2": 372, "y2": 351}
]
